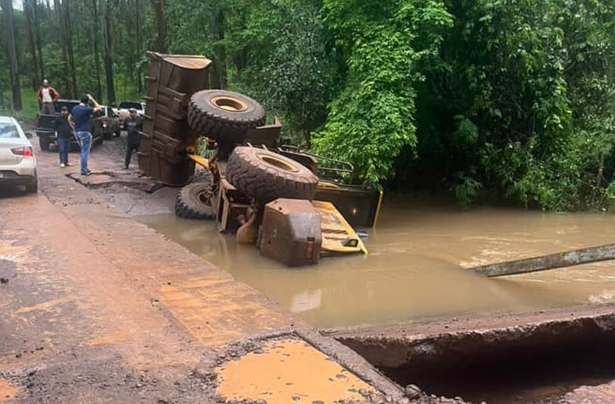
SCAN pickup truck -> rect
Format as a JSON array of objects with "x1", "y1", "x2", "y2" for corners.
[{"x1": 35, "y1": 100, "x2": 104, "y2": 151}]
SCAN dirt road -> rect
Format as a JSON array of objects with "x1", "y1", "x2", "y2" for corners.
[
  {"x1": 0, "y1": 135, "x2": 411, "y2": 404},
  {"x1": 5, "y1": 134, "x2": 615, "y2": 404}
]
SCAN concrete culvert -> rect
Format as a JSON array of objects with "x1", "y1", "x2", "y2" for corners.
[
  {"x1": 187, "y1": 89, "x2": 266, "y2": 144},
  {"x1": 331, "y1": 306, "x2": 615, "y2": 404}
]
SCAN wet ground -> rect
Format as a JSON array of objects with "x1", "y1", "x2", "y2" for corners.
[
  {"x1": 0, "y1": 132, "x2": 414, "y2": 404},
  {"x1": 140, "y1": 204, "x2": 615, "y2": 329},
  {"x1": 6, "y1": 129, "x2": 615, "y2": 403}
]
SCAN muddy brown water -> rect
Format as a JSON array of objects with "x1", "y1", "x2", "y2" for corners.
[{"x1": 140, "y1": 200, "x2": 615, "y2": 329}]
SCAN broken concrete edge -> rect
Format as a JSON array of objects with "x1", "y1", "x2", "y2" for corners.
[
  {"x1": 191, "y1": 328, "x2": 406, "y2": 403},
  {"x1": 325, "y1": 303, "x2": 615, "y2": 369},
  {"x1": 325, "y1": 303, "x2": 615, "y2": 339},
  {"x1": 65, "y1": 171, "x2": 166, "y2": 194}
]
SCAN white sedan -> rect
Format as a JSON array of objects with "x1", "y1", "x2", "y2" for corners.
[{"x1": 0, "y1": 116, "x2": 37, "y2": 193}]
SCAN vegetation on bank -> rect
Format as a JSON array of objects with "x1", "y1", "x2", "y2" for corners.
[{"x1": 1, "y1": 0, "x2": 614, "y2": 211}]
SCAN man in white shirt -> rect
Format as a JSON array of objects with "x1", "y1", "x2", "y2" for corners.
[{"x1": 36, "y1": 79, "x2": 60, "y2": 114}]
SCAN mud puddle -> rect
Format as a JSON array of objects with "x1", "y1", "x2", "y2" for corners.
[{"x1": 139, "y1": 201, "x2": 615, "y2": 329}]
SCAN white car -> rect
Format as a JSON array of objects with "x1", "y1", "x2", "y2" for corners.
[
  {"x1": 0, "y1": 116, "x2": 37, "y2": 193},
  {"x1": 114, "y1": 101, "x2": 146, "y2": 128}
]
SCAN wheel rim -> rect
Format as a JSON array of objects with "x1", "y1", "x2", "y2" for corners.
[
  {"x1": 196, "y1": 188, "x2": 213, "y2": 207},
  {"x1": 256, "y1": 153, "x2": 300, "y2": 173},
  {"x1": 211, "y1": 96, "x2": 248, "y2": 112}
]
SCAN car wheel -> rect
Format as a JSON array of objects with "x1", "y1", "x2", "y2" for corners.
[
  {"x1": 39, "y1": 137, "x2": 50, "y2": 151},
  {"x1": 187, "y1": 90, "x2": 265, "y2": 145},
  {"x1": 25, "y1": 178, "x2": 38, "y2": 193},
  {"x1": 226, "y1": 146, "x2": 318, "y2": 204}
]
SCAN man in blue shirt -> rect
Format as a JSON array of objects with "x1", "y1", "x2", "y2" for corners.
[{"x1": 70, "y1": 94, "x2": 101, "y2": 175}]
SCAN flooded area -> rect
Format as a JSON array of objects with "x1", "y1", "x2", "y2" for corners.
[{"x1": 140, "y1": 200, "x2": 615, "y2": 329}]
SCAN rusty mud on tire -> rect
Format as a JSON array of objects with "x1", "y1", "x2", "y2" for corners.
[
  {"x1": 187, "y1": 90, "x2": 266, "y2": 144},
  {"x1": 175, "y1": 182, "x2": 216, "y2": 220},
  {"x1": 226, "y1": 146, "x2": 318, "y2": 203}
]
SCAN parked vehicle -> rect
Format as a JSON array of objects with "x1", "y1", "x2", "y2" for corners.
[
  {"x1": 115, "y1": 101, "x2": 146, "y2": 128},
  {"x1": 0, "y1": 116, "x2": 38, "y2": 193},
  {"x1": 92, "y1": 106, "x2": 121, "y2": 140},
  {"x1": 35, "y1": 99, "x2": 103, "y2": 151}
]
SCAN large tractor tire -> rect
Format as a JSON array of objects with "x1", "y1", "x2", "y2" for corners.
[
  {"x1": 226, "y1": 146, "x2": 318, "y2": 204},
  {"x1": 187, "y1": 90, "x2": 266, "y2": 145},
  {"x1": 175, "y1": 182, "x2": 216, "y2": 220}
]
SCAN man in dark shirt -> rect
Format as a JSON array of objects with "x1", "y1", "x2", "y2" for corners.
[
  {"x1": 54, "y1": 106, "x2": 73, "y2": 167},
  {"x1": 124, "y1": 108, "x2": 143, "y2": 169},
  {"x1": 70, "y1": 94, "x2": 101, "y2": 176}
]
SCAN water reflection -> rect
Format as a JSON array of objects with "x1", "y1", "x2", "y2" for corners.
[{"x1": 139, "y1": 202, "x2": 615, "y2": 328}]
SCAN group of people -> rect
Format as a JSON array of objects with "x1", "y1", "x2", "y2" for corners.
[{"x1": 37, "y1": 79, "x2": 144, "y2": 175}]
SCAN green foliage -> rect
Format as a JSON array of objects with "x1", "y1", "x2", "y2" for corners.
[
  {"x1": 455, "y1": 176, "x2": 482, "y2": 209},
  {"x1": 406, "y1": 0, "x2": 615, "y2": 210},
  {"x1": 312, "y1": 0, "x2": 453, "y2": 189},
  {"x1": 2, "y1": 0, "x2": 615, "y2": 211},
  {"x1": 0, "y1": 87, "x2": 41, "y2": 125}
]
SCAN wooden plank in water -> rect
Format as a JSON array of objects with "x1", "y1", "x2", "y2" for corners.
[{"x1": 470, "y1": 243, "x2": 615, "y2": 278}]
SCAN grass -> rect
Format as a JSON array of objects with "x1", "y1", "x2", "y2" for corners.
[{"x1": 0, "y1": 88, "x2": 41, "y2": 128}]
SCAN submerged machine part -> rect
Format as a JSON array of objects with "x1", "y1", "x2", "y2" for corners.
[
  {"x1": 258, "y1": 199, "x2": 323, "y2": 267},
  {"x1": 312, "y1": 201, "x2": 368, "y2": 256},
  {"x1": 257, "y1": 199, "x2": 368, "y2": 267}
]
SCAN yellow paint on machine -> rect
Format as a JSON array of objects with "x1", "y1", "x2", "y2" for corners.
[
  {"x1": 216, "y1": 339, "x2": 373, "y2": 404},
  {"x1": 312, "y1": 201, "x2": 368, "y2": 255},
  {"x1": 188, "y1": 154, "x2": 209, "y2": 169}
]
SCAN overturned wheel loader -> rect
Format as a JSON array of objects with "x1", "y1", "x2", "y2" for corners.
[{"x1": 139, "y1": 53, "x2": 381, "y2": 267}]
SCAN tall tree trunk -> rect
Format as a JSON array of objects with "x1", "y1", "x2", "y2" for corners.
[
  {"x1": 151, "y1": 0, "x2": 167, "y2": 52},
  {"x1": 210, "y1": 8, "x2": 227, "y2": 89},
  {"x1": 33, "y1": 0, "x2": 46, "y2": 80},
  {"x1": 1, "y1": 0, "x2": 23, "y2": 110},
  {"x1": 135, "y1": 0, "x2": 142, "y2": 94},
  {"x1": 63, "y1": 0, "x2": 77, "y2": 98},
  {"x1": 25, "y1": 0, "x2": 41, "y2": 90},
  {"x1": 54, "y1": 0, "x2": 69, "y2": 94},
  {"x1": 91, "y1": 0, "x2": 103, "y2": 101},
  {"x1": 102, "y1": 0, "x2": 115, "y2": 104}
]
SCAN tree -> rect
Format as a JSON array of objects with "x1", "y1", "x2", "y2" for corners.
[
  {"x1": 313, "y1": 0, "x2": 453, "y2": 189},
  {"x1": 135, "y1": 0, "x2": 142, "y2": 94},
  {"x1": 102, "y1": 0, "x2": 115, "y2": 104},
  {"x1": 151, "y1": 0, "x2": 167, "y2": 52},
  {"x1": 33, "y1": 0, "x2": 45, "y2": 80},
  {"x1": 24, "y1": 0, "x2": 41, "y2": 90},
  {"x1": 63, "y1": 0, "x2": 77, "y2": 98},
  {"x1": 90, "y1": 0, "x2": 102, "y2": 101},
  {"x1": 1, "y1": 0, "x2": 23, "y2": 110}
]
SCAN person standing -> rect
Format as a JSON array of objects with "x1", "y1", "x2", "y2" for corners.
[
  {"x1": 70, "y1": 94, "x2": 101, "y2": 176},
  {"x1": 36, "y1": 79, "x2": 60, "y2": 114},
  {"x1": 124, "y1": 108, "x2": 143, "y2": 169},
  {"x1": 54, "y1": 106, "x2": 73, "y2": 168}
]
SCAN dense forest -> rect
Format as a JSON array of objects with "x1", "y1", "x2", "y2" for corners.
[{"x1": 1, "y1": 0, "x2": 615, "y2": 211}]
